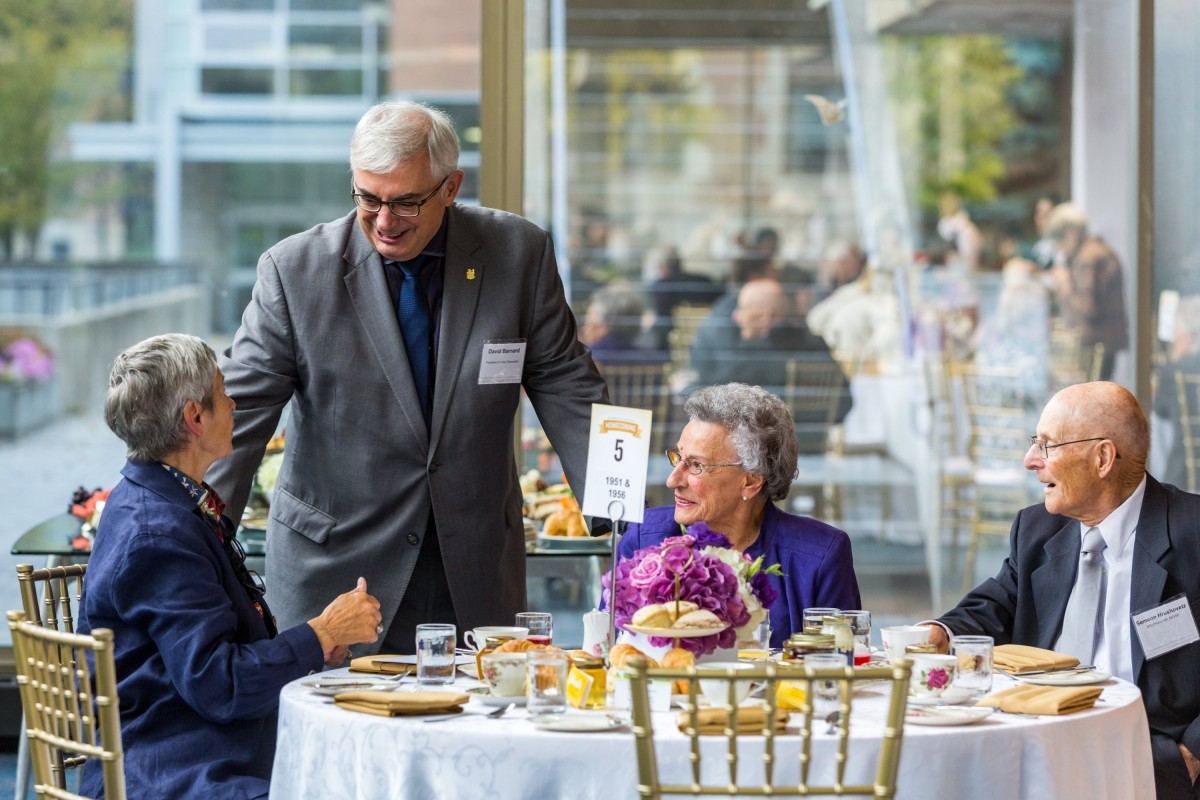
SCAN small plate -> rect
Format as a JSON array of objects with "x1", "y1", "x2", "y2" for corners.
[
  {"x1": 465, "y1": 687, "x2": 528, "y2": 707},
  {"x1": 624, "y1": 624, "x2": 729, "y2": 638},
  {"x1": 532, "y1": 713, "x2": 629, "y2": 732},
  {"x1": 302, "y1": 678, "x2": 397, "y2": 696},
  {"x1": 535, "y1": 532, "x2": 611, "y2": 550},
  {"x1": 1016, "y1": 669, "x2": 1112, "y2": 686},
  {"x1": 905, "y1": 706, "x2": 995, "y2": 727}
]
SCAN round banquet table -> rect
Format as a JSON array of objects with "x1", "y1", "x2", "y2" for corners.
[{"x1": 269, "y1": 668, "x2": 1155, "y2": 800}]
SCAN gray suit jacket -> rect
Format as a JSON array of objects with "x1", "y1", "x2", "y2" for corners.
[{"x1": 208, "y1": 206, "x2": 607, "y2": 646}]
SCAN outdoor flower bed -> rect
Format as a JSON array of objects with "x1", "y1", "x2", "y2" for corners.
[{"x1": 0, "y1": 331, "x2": 57, "y2": 437}]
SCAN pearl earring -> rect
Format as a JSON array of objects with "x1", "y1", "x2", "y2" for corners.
[{"x1": 742, "y1": 496, "x2": 748, "y2": 501}]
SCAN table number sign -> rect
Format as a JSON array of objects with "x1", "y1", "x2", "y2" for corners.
[{"x1": 581, "y1": 403, "x2": 652, "y2": 524}]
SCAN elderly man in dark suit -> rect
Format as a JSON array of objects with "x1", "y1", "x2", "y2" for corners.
[
  {"x1": 927, "y1": 381, "x2": 1200, "y2": 799},
  {"x1": 208, "y1": 101, "x2": 607, "y2": 655}
]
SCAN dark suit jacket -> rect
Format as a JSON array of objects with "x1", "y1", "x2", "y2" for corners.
[
  {"x1": 207, "y1": 206, "x2": 607, "y2": 642},
  {"x1": 80, "y1": 460, "x2": 323, "y2": 799},
  {"x1": 939, "y1": 475, "x2": 1200, "y2": 756},
  {"x1": 616, "y1": 504, "x2": 861, "y2": 648}
]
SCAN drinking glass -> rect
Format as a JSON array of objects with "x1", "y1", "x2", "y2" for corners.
[
  {"x1": 415, "y1": 623, "x2": 457, "y2": 685},
  {"x1": 805, "y1": 652, "x2": 844, "y2": 719},
  {"x1": 842, "y1": 610, "x2": 872, "y2": 665},
  {"x1": 951, "y1": 634, "x2": 994, "y2": 699},
  {"x1": 527, "y1": 650, "x2": 569, "y2": 716},
  {"x1": 802, "y1": 607, "x2": 840, "y2": 634},
  {"x1": 516, "y1": 612, "x2": 554, "y2": 645}
]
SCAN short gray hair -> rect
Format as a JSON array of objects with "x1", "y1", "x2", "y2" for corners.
[
  {"x1": 1045, "y1": 202, "x2": 1088, "y2": 241},
  {"x1": 350, "y1": 101, "x2": 460, "y2": 177},
  {"x1": 589, "y1": 283, "x2": 644, "y2": 341},
  {"x1": 684, "y1": 383, "x2": 799, "y2": 501},
  {"x1": 105, "y1": 334, "x2": 218, "y2": 462}
]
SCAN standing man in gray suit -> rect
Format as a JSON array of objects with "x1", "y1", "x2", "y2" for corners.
[{"x1": 208, "y1": 101, "x2": 607, "y2": 655}]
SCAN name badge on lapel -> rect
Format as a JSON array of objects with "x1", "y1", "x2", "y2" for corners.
[
  {"x1": 1131, "y1": 593, "x2": 1200, "y2": 660},
  {"x1": 479, "y1": 338, "x2": 527, "y2": 384}
]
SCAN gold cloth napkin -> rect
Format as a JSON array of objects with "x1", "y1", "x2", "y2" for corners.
[
  {"x1": 976, "y1": 684, "x2": 1102, "y2": 715},
  {"x1": 677, "y1": 706, "x2": 790, "y2": 735},
  {"x1": 992, "y1": 645, "x2": 1079, "y2": 674},
  {"x1": 333, "y1": 690, "x2": 469, "y2": 717},
  {"x1": 349, "y1": 655, "x2": 414, "y2": 675}
]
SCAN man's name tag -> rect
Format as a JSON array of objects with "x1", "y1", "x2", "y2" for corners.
[
  {"x1": 1131, "y1": 594, "x2": 1200, "y2": 660},
  {"x1": 478, "y1": 339, "x2": 526, "y2": 384}
]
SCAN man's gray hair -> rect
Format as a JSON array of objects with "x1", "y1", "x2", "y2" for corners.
[
  {"x1": 350, "y1": 101, "x2": 460, "y2": 177},
  {"x1": 1045, "y1": 202, "x2": 1088, "y2": 242},
  {"x1": 684, "y1": 383, "x2": 799, "y2": 501},
  {"x1": 105, "y1": 334, "x2": 218, "y2": 462},
  {"x1": 589, "y1": 283, "x2": 644, "y2": 341}
]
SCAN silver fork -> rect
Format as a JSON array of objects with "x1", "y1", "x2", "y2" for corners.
[{"x1": 423, "y1": 702, "x2": 515, "y2": 723}]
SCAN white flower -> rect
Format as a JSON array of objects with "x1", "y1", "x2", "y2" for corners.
[{"x1": 700, "y1": 545, "x2": 766, "y2": 633}]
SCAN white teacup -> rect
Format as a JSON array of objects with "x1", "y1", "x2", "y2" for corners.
[
  {"x1": 880, "y1": 625, "x2": 932, "y2": 661},
  {"x1": 479, "y1": 652, "x2": 528, "y2": 697},
  {"x1": 909, "y1": 653, "x2": 958, "y2": 699},
  {"x1": 464, "y1": 626, "x2": 529, "y2": 652},
  {"x1": 697, "y1": 662, "x2": 758, "y2": 707}
]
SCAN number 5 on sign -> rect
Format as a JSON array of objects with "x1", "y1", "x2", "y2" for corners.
[{"x1": 581, "y1": 403, "x2": 651, "y2": 524}]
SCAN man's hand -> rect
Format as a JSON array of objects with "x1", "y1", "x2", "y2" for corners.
[
  {"x1": 925, "y1": 624, "x2": 950, "y2": 654},
  {"x1": 308, "y1": 577, "x2": 381, "y2": 666},
  {"x1": 1179, "y1": 744, "x2": 1200, "y2": 785}
]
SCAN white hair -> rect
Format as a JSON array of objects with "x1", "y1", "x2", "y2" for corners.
[{"x1": 349, "y1": 101, "x2": 460, "y2": 177}]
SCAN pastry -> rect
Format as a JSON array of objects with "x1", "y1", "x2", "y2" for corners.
[
  {"x1": 494, "y1": 638, "x2": 539, "y2": 654},
  {"x1": 543, "y1": 507, "x2": 587, "y2": 537},
  {"x1": 661, "y1": 647, "x2": 696, "y2": 694},
  {"x1": 662, "y1": 601, "x2": 699, "y2": 623},
  {"x1": 631, "y1": 604, "x2": 673, "y2": 629},
  {"x1": 672, "y1": 609, "x2": 723, "y2": 629}
]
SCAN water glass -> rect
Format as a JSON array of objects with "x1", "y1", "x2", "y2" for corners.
[
  {"x1": 951, "y1": 635, "x2": 994, "y2": 699},
  {"x1": 802, "y1": 607, "x2": 840, "y2": 634},
  {"x1": 842, "y1": 610, "x2": 872, "y2": 665},
  {"x1": 805, "y1": 652, "x2": 844, "y2": 718},
  {"x1": 415, "y1": 623, "x2": 456, "y2": 685},
  {"x1": 527, "y1": 650, "x2": 569, "y2": 716},
  {"x1": 516, "y1": 612, "x2": 554, "y2": 645}
]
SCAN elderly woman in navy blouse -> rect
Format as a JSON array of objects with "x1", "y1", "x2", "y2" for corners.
[
  {"x1": 79, "y1": 334, "x2": 382, "y2": 800},
  {"x1": 616, "y1": 383, "x2": 860, "y2": 646}
]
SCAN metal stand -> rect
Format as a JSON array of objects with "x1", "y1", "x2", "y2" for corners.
[{"x1": 605, "y1": 500, "x2": 627, "y2": 658}]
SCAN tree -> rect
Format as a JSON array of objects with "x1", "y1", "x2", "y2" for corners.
[{"x1": 0, "y1": 0, "x2": 131, "y2": 258}]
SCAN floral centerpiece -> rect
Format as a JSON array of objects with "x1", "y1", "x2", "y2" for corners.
[
  {"x1": 0, "y1": 330, "x2": 55, "y2": 384},
  {"x1": 603, "y1": 524, "x2": 782, "y2": 656}
]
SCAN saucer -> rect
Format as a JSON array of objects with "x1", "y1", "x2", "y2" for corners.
[
  {"x1": 906, "y1": 706, "x2": 995, "y2": 726},
  {"x1": 532, "y1": 713, "x2": 628, "y2": 733},
  {"x1": 465, "y1": 687, "x2": 527, "y2": 707},
  {"x1": 907, "y1": 690, "x2": 974, "y2": 705},
  {"x1": 624, "y1": 624, "x2": 728, "y2": 638},
  {"x1": 1016, "y1": 669, "x2": 1111, "y2": 687}
]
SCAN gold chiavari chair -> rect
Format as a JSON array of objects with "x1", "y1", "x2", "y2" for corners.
[
  {"x1": 628, "y1": 656, "x2": 912, "y2": 799},
  {"x1": 783, "y1": 357, "x2": 858, "y2": 523},
  {"x1": 1174, "y1": 371, "x2": 1200, "y2": 492},
  {"x1": 596, "y1": 361, "x2": 673, "y2": 455},
  {"x1": 667, "y1": 305, "x2": 712, "y2": 378},
  {"x1": 923, "y1": 356, "x2": 974, "y2": 570},
  {"x1": 9, "y1": 610, "x2": 126, "y2": 800}
]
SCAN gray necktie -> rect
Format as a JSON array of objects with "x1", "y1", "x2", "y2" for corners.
[{"x1": 1059, "y1": 526, "x2": 1108, "y2": 662}]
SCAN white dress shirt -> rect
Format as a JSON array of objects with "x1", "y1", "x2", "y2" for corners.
[{"x1": 1052, "y1": 476, "x2": 1147, "y2": 682}]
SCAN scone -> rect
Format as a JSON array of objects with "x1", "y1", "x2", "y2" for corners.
[
  {"x1": 672, "y1": 609, "x2": 723, "y2": 629},
  {"x1": 631, "y1": 604, "x2": 673, "y2": 629},
  {"x1": 661, "y1": 647, "x2": 696, "y2": 694},
  {"x1": 662, "y1": 600, "x2": 699, "y2": 623}
]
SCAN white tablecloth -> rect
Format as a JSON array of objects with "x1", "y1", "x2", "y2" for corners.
[{"x1": 269, "y1": 670, "x2": 1155, "y2": 800}]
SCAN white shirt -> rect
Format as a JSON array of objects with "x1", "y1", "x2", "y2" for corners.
[{"x1": 1051, "y1": 476, "x2": 1147, "y2": 682}]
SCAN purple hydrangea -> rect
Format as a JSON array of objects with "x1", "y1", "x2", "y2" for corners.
[{"x1": 0, "y1": 336, "x2": 54, "y2": 383}]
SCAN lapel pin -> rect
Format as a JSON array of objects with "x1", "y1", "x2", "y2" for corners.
[{"x1": 466, "y1": 268, "x2": 476, "y2": 280}]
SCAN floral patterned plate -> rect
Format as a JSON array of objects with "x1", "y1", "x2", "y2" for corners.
[{"x1": 624, "y1": 624, "x2": 729, "y2": 638}]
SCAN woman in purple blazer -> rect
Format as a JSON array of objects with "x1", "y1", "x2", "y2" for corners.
[{"x1": 616, "y1": 383, "x2": 861, "y2": 647}]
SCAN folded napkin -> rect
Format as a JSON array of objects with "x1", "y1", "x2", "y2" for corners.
[
  {"x1": 992, "y1": 645, "x2": 1079, "y2": 674},
  {"x1": 976, "y1": 684, "x2": 1102, "y2": 715},
  {"x1": 677, "y1": 706, "x2": 790, "y2": 736},
  {"x1": 333, "y1": 690, "x2": 469, "y2": 717},
  {"x1": 349, "y1": 655, "x2": 415, "y2": 676}
]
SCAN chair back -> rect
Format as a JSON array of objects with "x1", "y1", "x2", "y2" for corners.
[
  {"x1": 628, "y1": 656, "x2": 911, "y2": 799},
  {"x1": 1175, "y1": 370, "x2": 1200, "y2": 492},
  {"x1": 17, "y1": 563, "x2": 87, "y2": 634},
  {"x1": 783, "y1": 357, "x2": 850, "y2": 456},
  {"x1": 668, "y1": 304, "x2": 711, "y2": 376},
  {"x1": 8, "y1": 610, "x2": 126, "y2": 800},
  {"x1": 597, "y1": 361, "x2": 673, "y2": 455}
]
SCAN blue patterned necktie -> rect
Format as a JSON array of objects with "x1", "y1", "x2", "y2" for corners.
[{"x1": 394, "y1": 256, "x2": 432, "y2": 423}]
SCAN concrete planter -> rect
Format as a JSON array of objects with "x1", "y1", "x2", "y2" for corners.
[{"x1": 0, "y1": 378, "x2": 57, "y2": 438}]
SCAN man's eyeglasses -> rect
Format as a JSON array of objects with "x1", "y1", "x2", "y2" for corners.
[
  {"x1": 352, "y1": 174, "x2": 449, "y2": 217},
  {"x1": 1027, "y1": 435, "x2": 1115, "y2": 460},
  {"x1": 665, "y1": 448, "x2": 742, "y2": 475}
]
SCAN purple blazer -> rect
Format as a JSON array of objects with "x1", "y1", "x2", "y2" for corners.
[{"x1": 615, "y1": 503, "x2": 861, "y2": 647}]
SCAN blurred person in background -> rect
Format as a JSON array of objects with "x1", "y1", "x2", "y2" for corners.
[
  {"x1": 1153, "y1": 295, "x2": 1200, "y2": 490},
  {"x1": 581, "y1": 282, "x2": 665, "y2": 365}
]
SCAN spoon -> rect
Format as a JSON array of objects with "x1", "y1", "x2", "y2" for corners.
[
  {"x1": 824, "y1": 711, "x2": 840, "y2": 735},
  {"x1": 423, "y1": 702, "x2": 515, "y2": 723}
]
